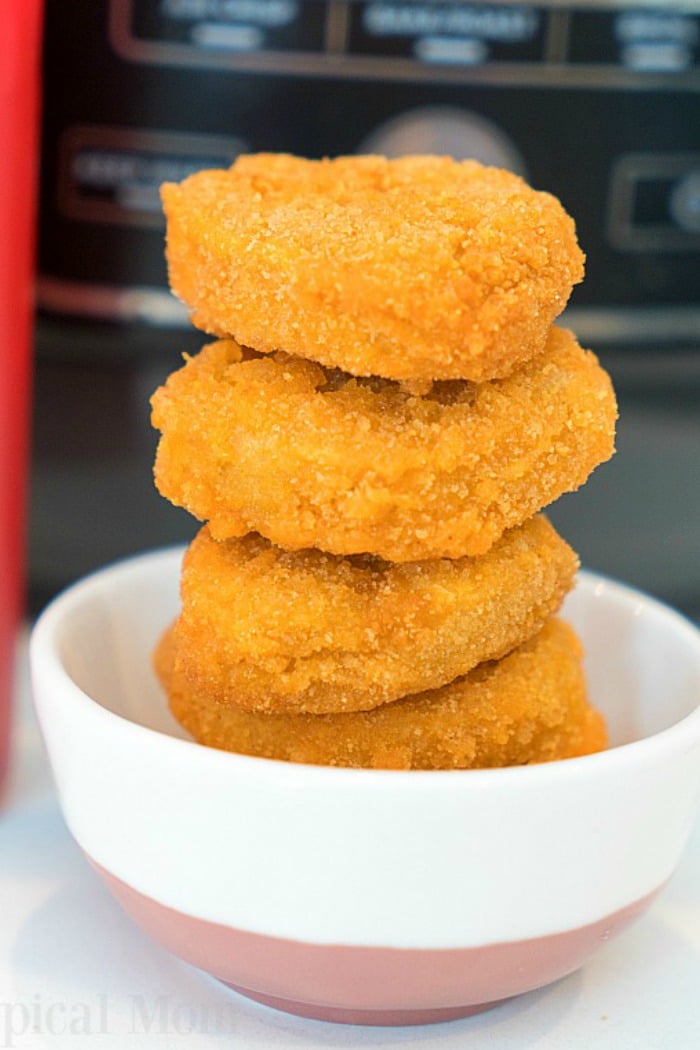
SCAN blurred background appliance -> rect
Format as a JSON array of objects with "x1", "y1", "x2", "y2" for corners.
[
  {"x1": 1, "y1": 0, "x2": 42, "y2": 792},
  {"x1": 32, "y1": 0, "x2": 700, "y2": 614}
]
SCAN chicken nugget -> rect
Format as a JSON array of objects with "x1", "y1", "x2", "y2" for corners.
[
  {"x1": 173, "y1": 515, "x2": 578, "y2": 715},
  {"x1": 161, "y1": 153, "x2": 584, "y2": 383},
  {"x1": 156, "y1": 618, "x2": 606, "y2": 770},
  {"x1": 151, "y1": 327, "x2": 616, "y2": 561}
]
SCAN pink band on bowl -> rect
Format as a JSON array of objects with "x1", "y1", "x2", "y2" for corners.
[{"x1": 89, "y1": 857, "x2": 658, "y2": 1026}]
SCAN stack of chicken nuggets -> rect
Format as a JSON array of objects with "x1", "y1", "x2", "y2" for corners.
[{"x1": 151, "y1": 153, "x2": 617, "y2": 770}]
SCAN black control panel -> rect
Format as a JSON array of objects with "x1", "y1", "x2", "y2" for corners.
[
  {"x1": 37, "y1": 1, "x2": 700, "y2": 353},
  {"x1": 31, "y1": 1, "x2": 700, "y2": 611}
]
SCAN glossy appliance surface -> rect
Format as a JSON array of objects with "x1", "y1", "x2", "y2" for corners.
[{"x1": 31, "y1": 1, "x2": 700, "y2": 612}]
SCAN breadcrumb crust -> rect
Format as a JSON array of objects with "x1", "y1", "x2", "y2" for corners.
[
  {"x1": 162, "y1": 153, "x2": 584, "y2": 382},
  {"x1": 157, "y1": 618, "x2": 606, "y2": 770},
  {"x1": 151, "y1": 327, "x2": 616, "y2": 561},
  {"x1": 173, "y1": 516, "x2": 579, "y2": 715}
]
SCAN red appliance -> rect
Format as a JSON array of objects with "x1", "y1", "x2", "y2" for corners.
[{"x1": 0, "y1": 0, "x2": 42, "y2": 793}]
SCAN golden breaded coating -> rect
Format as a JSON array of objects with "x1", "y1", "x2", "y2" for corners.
[
  {"x1": 161, "y1": 153, "x2": 584, "y2": 382},
  {"x1": 173, "y1": 516, "x2": 578, "y2": 715},
  {"x1": 151, "y1": 327, "x2": 616, "y2": 561},
  {"x1": 156, "y1": 618, "x2": 607, "y2": 770}
]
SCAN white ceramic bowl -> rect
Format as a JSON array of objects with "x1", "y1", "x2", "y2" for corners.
[{"x1": 30, "y1": 548, "x2": 700, "y2": 1027}]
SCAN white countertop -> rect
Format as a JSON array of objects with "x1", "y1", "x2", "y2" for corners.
[{"x1": 1, "y1": 640, "x2": 698, "y2": 1049}]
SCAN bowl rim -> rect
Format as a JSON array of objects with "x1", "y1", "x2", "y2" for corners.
[{"x1": 30, "y1": 545, "x2": 700, "y2": 789}]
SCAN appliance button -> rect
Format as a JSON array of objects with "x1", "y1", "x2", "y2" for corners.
[
  {"x1": 608, "y1": 153, "x2": 700, "y2": 251},
  {"x1": 670, "y1": 171, "x2": 700, "y2": 233},
  {"x1": 357, "y1": 106, "x2": 527, "y2": 176}
]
